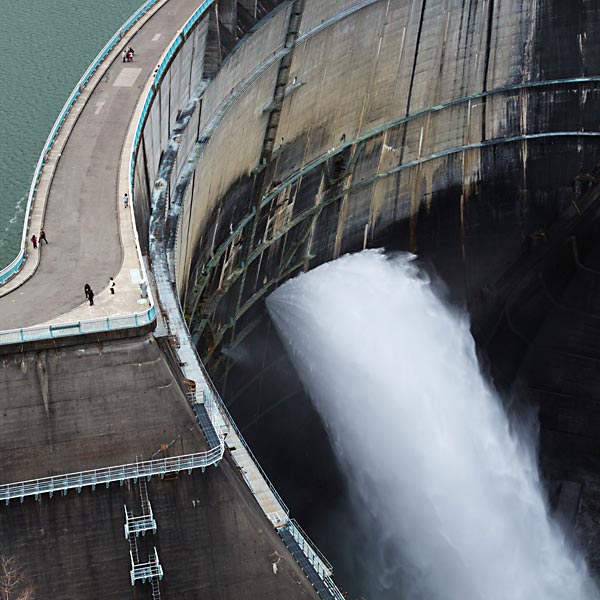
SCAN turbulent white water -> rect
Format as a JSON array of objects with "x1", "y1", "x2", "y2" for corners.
[{"x1": 266, "y1": 250, "x2": 599, "y2": 600}]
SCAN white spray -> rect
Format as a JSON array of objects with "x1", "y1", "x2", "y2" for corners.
[{"x1": 266, "y1": 250, "x2": 599, "y2": 600}]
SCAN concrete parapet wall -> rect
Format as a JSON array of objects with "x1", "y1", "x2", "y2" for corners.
[{"x1": 132, "y1": 0, "x2": 287, "y2": 252}]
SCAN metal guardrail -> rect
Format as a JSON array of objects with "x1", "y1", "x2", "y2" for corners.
[
  {"x1": 0, "y1": 306, "x2": 156, "y2": 346},
  {"x1": 129, "y1": 0, "x2": 214, "y2": 188},
  {"x1": 0, "y1": 442, "x2": 224, "y2": 504},
  {"x1": 0, "y1": 0, "x2": 161, "y2": 286},
  {"x1": 288, "y1": 518, "x2": 333, "y2": 576},
  {"x1": 170, "y1": 286, "x2": 291, "y2": 517},
  {"x1": 130, "y1": 6, "x2": 346, "y2": 598},
  {"x1": 0, "y1": 0, "x2": 162, "y2": 344},
  {"x1": 202, "y1": 373, "x2": 291, "y2": 516},
  {"x1": 130, "y1": 547, "x2": 163, "y2": 585}
]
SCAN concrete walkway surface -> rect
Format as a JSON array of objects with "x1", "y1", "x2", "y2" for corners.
[{"x1": 0, "y1": 0, "x2": 203, "y2": 330}]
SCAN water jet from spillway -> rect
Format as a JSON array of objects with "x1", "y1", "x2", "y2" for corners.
[{"x1": 266, "y1": 250, "x2": 599, "y2": 600}]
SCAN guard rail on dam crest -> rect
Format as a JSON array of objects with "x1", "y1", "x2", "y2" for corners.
[
  {"x1": 0, "y1": 0, "x2": 164, "y2": 346},
  {"x1": 130, "y1": 4, "x2": 345, "y2": 598},
  {"x1": 0, "y1": 0, "x2": 163, "y2": 286},
  {"x1": 0, "y1": 307, "x2": 156, "y2": 346}
]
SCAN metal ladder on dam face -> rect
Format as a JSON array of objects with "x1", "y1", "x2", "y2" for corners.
[
  {"x1": 259, "y1": 0, "x2": 305, "y2": 163},
  {"x1": 125, "y1": 477, "x2": 163, "y2": 597},
  {"x1": 124, "y1": 478, "x2": 157, "y2": 539}
]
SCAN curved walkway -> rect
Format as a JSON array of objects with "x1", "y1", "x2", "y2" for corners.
[{"x1": 0, "y1": 0, "x2": 202, "y2": 330}]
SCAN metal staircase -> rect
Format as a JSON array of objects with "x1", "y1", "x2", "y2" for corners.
[
  {"x1": 189, "y1": 389, "x2": 226, "y2": 450},
  {"x1": 125, "y1": 479, "x2": 163, "y2": 597},
  {"x1": 279, "y1": 520, "x2": 344, "y2": 600},
  {"x1": 124, "y1": 478, "x2": 157, "y2": 539}
]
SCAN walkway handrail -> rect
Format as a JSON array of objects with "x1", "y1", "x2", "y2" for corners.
[
  {"x1": 128, "y1": 0, "x2": 291, "y2": 517},
  {"x1": 130, "y1": 6, "x2": 345, "y2": 598},
  {"x1": 0, "y1": 306, "x2": 156, "y2": 347},
  {"x1": 0, "y1": 442, "x2": 224, "y2": 503},
  {"x1": 288, "y1": 518, "x2": 334, "y2": 574},
  {"x1": 129, "y1": 0, "x2": 215, "y2": 187},
  {"x1": 0, "y1": 0, "x2": 162, "y2": 285},
  {"x1": 172, "y1": 284, "x2": 291, "y2": 516},
  {"x1": 201, "y1": 365, "x2": 291, "y2": 516}
]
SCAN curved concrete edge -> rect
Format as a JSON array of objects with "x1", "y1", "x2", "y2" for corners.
[
  {"x1": 0, "y1": 0, "x2": 171, "y2": 300},
  {"x1": 140, "y1": 7, "x2": 346, "y2": 599},
  {"x1": 0, "y1": 321, "x2": 156, "y2": 357},
  {"x1": 118, "y1": 1, "x2": 213, "y2": 313}
]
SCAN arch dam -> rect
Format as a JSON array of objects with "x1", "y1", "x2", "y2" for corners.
[{"x1": 2, "y1": 0, "x2": 600, "y2": 597}]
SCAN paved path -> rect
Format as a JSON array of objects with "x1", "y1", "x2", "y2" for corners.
[{"x1": 0, "y1": 0, "x2": 202, "y2": 330}]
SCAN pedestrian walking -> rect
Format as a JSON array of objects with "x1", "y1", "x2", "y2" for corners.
[
  {"x1": 39, "y1": 228, "x2": 48, "y2": 244},
  {"x1": 128, "y1": 46, "x2": 135, "y2": 58},
  {"x1": 122, "y1": 49, "x2": 127, "y2": 63},
  {"x1": 126, "y1": 49, "x2": 133, "y2": 62},
  {"x1": 31, "y1": 234, "x2": 37, "y2": 249},
  {"x1": 109, "y1": 277, "x2": 116, "y2": 294},
  {"x1": 122, "y1": 193, "x2": 129, "y2": 208},
  {"x1": 84, "y1": 283, "x2": 91, "y2": 300},
  {"x1": 88, "y1": 287, "x2": 95, "y2": 306}
]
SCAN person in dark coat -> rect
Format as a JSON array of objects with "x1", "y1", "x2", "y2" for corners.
[
  {"x1": 84, "y1": 283, "x2": 91, "y2": 300},
  {"x1": 88, "y1": 287, "x2": 95, "y2": 306},
  {"x1": 31, "y1": 234, "x2": 37, "y2": 249},
  {"x1": 39, "y1": 228, "x2": 48, "y2": 244}
]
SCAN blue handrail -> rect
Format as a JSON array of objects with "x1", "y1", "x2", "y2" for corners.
[
  {"x1": 130, "y1": 0, "x2": 215, "y2": 180},
  {"x1": 0, "y1": 0, "x2": 161, "y2": 285},
  {"x1": 0, "y1": 306, "x2": 156, "y2": 346}
]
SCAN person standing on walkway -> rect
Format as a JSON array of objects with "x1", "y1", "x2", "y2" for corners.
[
  {"x1": 123, "y1": 193, "x2": 129, "y2": 208},
  {"x1": 109, "y1": 277, "x2": 116, "y2": 294},
  {"x1": 84, "y1": 283, "x2": 91, "y2": 301},
  {"x1": 88, "y1": 287, "x2": 95, "y2": 306},
  {"x1": 31, "y1": 234, "x2": 37, "y2": 249},
  {"x1": 122, "y1": 49, "x2": 128, "y2": 63},
  {"x1": 39, "y1": 228, "x2": 48, "y2": 244}
]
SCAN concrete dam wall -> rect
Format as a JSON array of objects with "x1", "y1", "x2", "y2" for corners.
[
  {"x1": 134, "y1": 0, "x2": 600, "y2": 453},
  {"x1": 131, "y1": 0, "x2": 600, "y2": 592},
  {"x1": 141, "y1": 0, "x2": 600, "y2": 368}
]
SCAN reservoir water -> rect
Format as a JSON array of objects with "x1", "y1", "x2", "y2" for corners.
[{"x1": 0, "y1": 0, "x2": 144, "y2": 269}]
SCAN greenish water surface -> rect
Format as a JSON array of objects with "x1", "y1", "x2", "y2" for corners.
[{"x1": 0, "y1": 0, "x2": 144, "y2": 269}]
